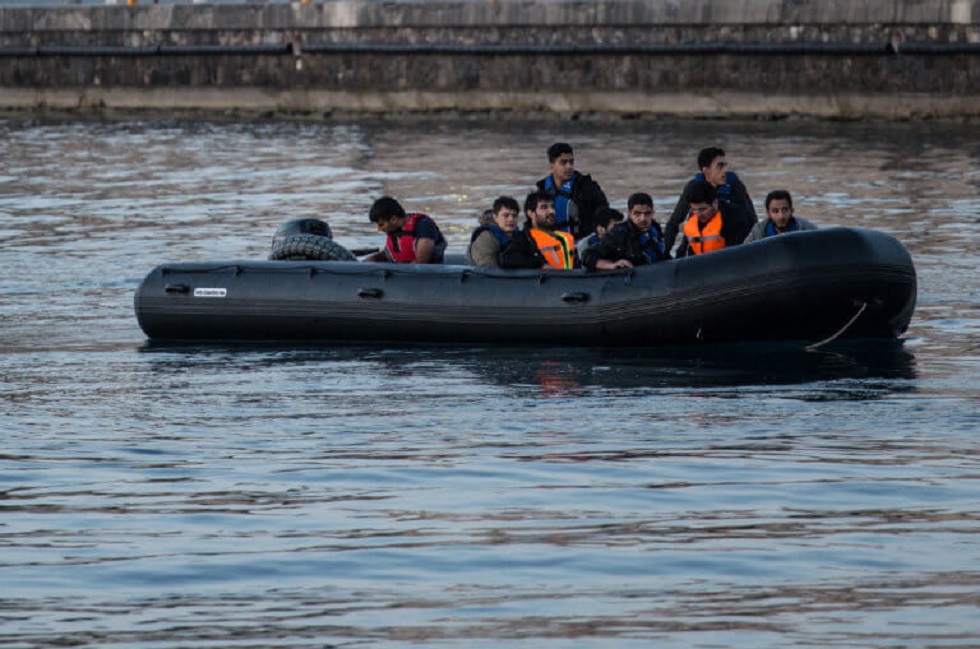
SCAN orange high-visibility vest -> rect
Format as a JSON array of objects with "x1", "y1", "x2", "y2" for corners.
[
  {"x1": 529, "y1": 228, "x2": 576, "y2": 269},
  {"x1": 683, "y1": 212, "x2": 726, "y2": 255}
]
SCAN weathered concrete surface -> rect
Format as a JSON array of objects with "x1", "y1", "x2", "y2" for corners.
[{"x1": 1, "y1": 0, "x2": 978, "y2": 119}]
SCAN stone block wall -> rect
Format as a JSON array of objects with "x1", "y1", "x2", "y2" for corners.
[{"x1": 0, "y1": 0, "x2": 978, "y2": 119}]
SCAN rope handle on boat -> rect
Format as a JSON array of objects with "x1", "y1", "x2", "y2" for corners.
[{"x1": 806, "y1": 301, "x2": 868, "y2": 351}]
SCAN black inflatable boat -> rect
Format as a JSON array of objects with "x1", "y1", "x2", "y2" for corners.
[{"x1": 134, "y1": 227, "x2": 916, "y2": 347}]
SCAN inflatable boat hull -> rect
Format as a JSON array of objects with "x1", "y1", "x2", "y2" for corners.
[{"x1": 134, "y1": 228, "x2": 916, "y2": 347}]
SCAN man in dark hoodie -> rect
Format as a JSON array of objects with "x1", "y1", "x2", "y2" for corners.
[
  {"x1": 664, "y1": 146, "x2": 757, "y2": 254},
  {"x1": 536, "y1": 142, "x2": 609, "y2": 241}
]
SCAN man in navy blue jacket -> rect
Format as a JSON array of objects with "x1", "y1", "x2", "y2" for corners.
[{"x1": 535, "y1": 142, "x2": 609, "y2": 241}]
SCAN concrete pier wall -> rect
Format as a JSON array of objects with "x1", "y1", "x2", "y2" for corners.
[{"x1": 0, "y1": 0, "x2": 978, "y2": 119}]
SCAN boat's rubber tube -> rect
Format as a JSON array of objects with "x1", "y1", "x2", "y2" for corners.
[{"x1": 134, "y1": 227, "x2": 916, "y2": 346}]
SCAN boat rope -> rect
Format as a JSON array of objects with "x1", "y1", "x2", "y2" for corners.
[{"x1": 806, "y1": 301, "x2": 868, "y2": 351}]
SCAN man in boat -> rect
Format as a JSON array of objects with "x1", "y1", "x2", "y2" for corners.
[
  {"x1": 675, "y1": 181, "x2": 755, "y2": 257},
  {"x1": 664, "y1": 146, "x2": 758, "y2": 254},
  {"x1": 363, "y1": 196, "x2": 447, "y2": 264},
  {"x1": 535, "y1": 142, "x2": 609, "y2": 240},
  {"x1": 574, "y1": 206, "x2": 624, "y2": 260},
  {"x1": 466, "y1": 195, "x2": 521, "y2": 267},
  {"x1": 583, "y1": 193, "x2": 670, "y2": 270},
  {"x1": 500, "y1": 190, "x2": 578, "y2": 270},
  {"x1": 744, "y1": 189, "x2": 818, "y2": 243}
]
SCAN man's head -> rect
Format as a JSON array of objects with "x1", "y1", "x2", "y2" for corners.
[
  {"x1": 685, "y1": 180, "x2": 719, "y2": 225},
  {"x1": 369, "y1": 196, "x2": 407, "y2": 234},
  {"x1": 593, "y1": 207, "x2": 624, "y2": 238},
  {"x1": 525, "y1": 190, "x2": 556, "y2": 230},
  {"x1": 491, "y1": 195, "x2": 521, "y2": 234},
  {"x1": 547, "y1": 142, "x2": 575, "y2": 184},
  {"x1": 765, "y1": 190, "x2": 794, "y2": 229},
  {"x1": 626, "y1": 192, "x2": 655, "y2": 230},
  {"x1": 697, "y1": 147, "x2": 728, "y2": 188}
]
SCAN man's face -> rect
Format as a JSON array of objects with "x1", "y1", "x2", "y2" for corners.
[
  {"x1": 549, "y1": 153, "x2": 575, "y2": 183},
  {"x1": 628, "y1": 203, "x2": 654, "y2": 230},
  {"x1": 493, "y1": 206, "x2": 520, "y2": 234},
  {"x1": 701, "y1": 156, "x2": 728, "y2": 187},
  {"x1": 374, "y1": 215, "x2": 405, "y2": 234},
  {"x1": 530, "y1": 199, "x2": 556, "y2": 229},
  {"x1": 767, "y1": 198, "x2": 793, "y2": 229},
  {"x1": 689, "y1": 201, "x2": 718, "y2": 225}
]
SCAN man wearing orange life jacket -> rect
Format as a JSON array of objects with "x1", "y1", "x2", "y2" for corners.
[
  {"x1": 500, "y1": 190, "x2": 578, "y2": 270},
  {"x1": 676, "y1": 180, "x2": 755, "y2": 258},
  {"x1": 363, "y1": 196, "x2": 446, "y2": 264}
]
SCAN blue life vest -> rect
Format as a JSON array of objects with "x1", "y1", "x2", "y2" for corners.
[
  {"x1": 542, "y1": 173, "x2": 576, "y2": 232},
  {"x1": 764, "y1": 218, "x2": 800, "y2": 238},
  {"x1": 638, "y1": 227, "x2": 666, "y2": 263},
  {"x1": 694, "y1": 170, "x2": 737, "y2": 203},
  {"x1": 470, "y1": 224, "x2": 512, "y2": 248}
]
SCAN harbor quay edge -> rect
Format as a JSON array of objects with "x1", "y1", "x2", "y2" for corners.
[{"x1": 0, "y1": 0, "x2": 978, "y2": 120}]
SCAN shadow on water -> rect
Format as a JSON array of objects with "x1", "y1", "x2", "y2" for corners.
[{"x1": 138, "y1": 338, "x2": 917, "y2": 394}]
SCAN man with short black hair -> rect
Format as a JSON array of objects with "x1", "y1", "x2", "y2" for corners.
[
  {"x1": 744, "y1": 189, "x2": 818, "y2": 243},
  {"x1": 583, "y1": 193, "x2": 669, "y2": 270},
  {"x1": 536, "y1": 142, "x2": 609, "y2": 240},
  {"x1": 500, "y1": 190, "x2": 577, "y2": 270},
  {"x1": 664, "y1": 146, "x2": 757, "y2": 253},
  {"x1": 467, "y1": 195, "x2": 521, "y2": 267},
  {"x1": 364, "y1": 196, "x2": 446, "y2": 264},
  {"x1": 675, "y1": 181, "x2": 754, "y2": 257}
]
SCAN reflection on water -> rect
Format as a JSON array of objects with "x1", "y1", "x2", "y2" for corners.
[{"x1": 1, "y1": 117, "x2": 978, "y2": 648}]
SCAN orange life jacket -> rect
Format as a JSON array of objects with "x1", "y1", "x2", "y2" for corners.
[
  {"x1": 683, "y1": 212, "x2": 726, "y2": 255},
  {"x1": 529, "y1": 228, "x2": 576, "y2": 269}
]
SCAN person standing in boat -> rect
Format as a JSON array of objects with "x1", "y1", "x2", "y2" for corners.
[
  {"x1": 583, "y1": 193, "x2": 669, "y2": 270},
  {"x1": 574, "y1": 206, "x2": 624, "y2": 260},
  {"x1": 664, "y1": 146, "x2": 758, "y2": 254},
  {"x1": 536, "y1": 142, "x2": 609, "y2": 240},
  {"x1": 500, "y1": 190, "x2": 578, "y2": 270},
  {"x1": 744, "y1": 189, "x2": 818, "y2": 243},
  {"x1": 675, "y1": 181, "x2": 755, "y2": 257},
  {"x1": 363, "y1": 196, "x2": 446, "y2": 264},
  {"x1": 466, "y1": 196, "x2": 521, "y2": 267}
]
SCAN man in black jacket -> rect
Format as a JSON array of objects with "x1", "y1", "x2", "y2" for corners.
[
  {"x1": 583, "y1": 193, "x2": 669, "y2": 271},
  {"x1": 536, "y1": 142, "x2": 609, "y2": 240},
  {"x1": 664, "y1": 146, "x2": 757, "y2": 254}
]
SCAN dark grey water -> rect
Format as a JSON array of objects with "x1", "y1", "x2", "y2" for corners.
[{"x1": 1, "y1": 116, "x2": 978, "y2": 648}]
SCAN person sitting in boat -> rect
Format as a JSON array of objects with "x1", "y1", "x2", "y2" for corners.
[
  {"x1": 675, "y1": 181, "x2": 755, "y2": 257},
  {"x1": 574, "y1": 206, "x2": 624, "y2": 260},
  {"x1": 466, "y1": 195, "x2": 521, "y2": 267},
  {"x1": 744, "y1": 189, "x2": 818, "y2": 243},
  {"x1": 583, "y1": 193, "x2": 669, "y2": 270},
  {"x1": 536, "y1": 142, "x2": 609, "y2": 240},
  {"x1": 500, "y1": 190, "x2": 578, "y2": 270},
  {"x1": 363, "y1": 196, "x2": 446, "y2": 264},
  {"x1": 664, "y1": 146, "x2": 758, "y2": 254}
]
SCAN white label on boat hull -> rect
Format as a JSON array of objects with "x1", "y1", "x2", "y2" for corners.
[{"x1": 194, "y1": 288, "x2": 227, "y2": 298}]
